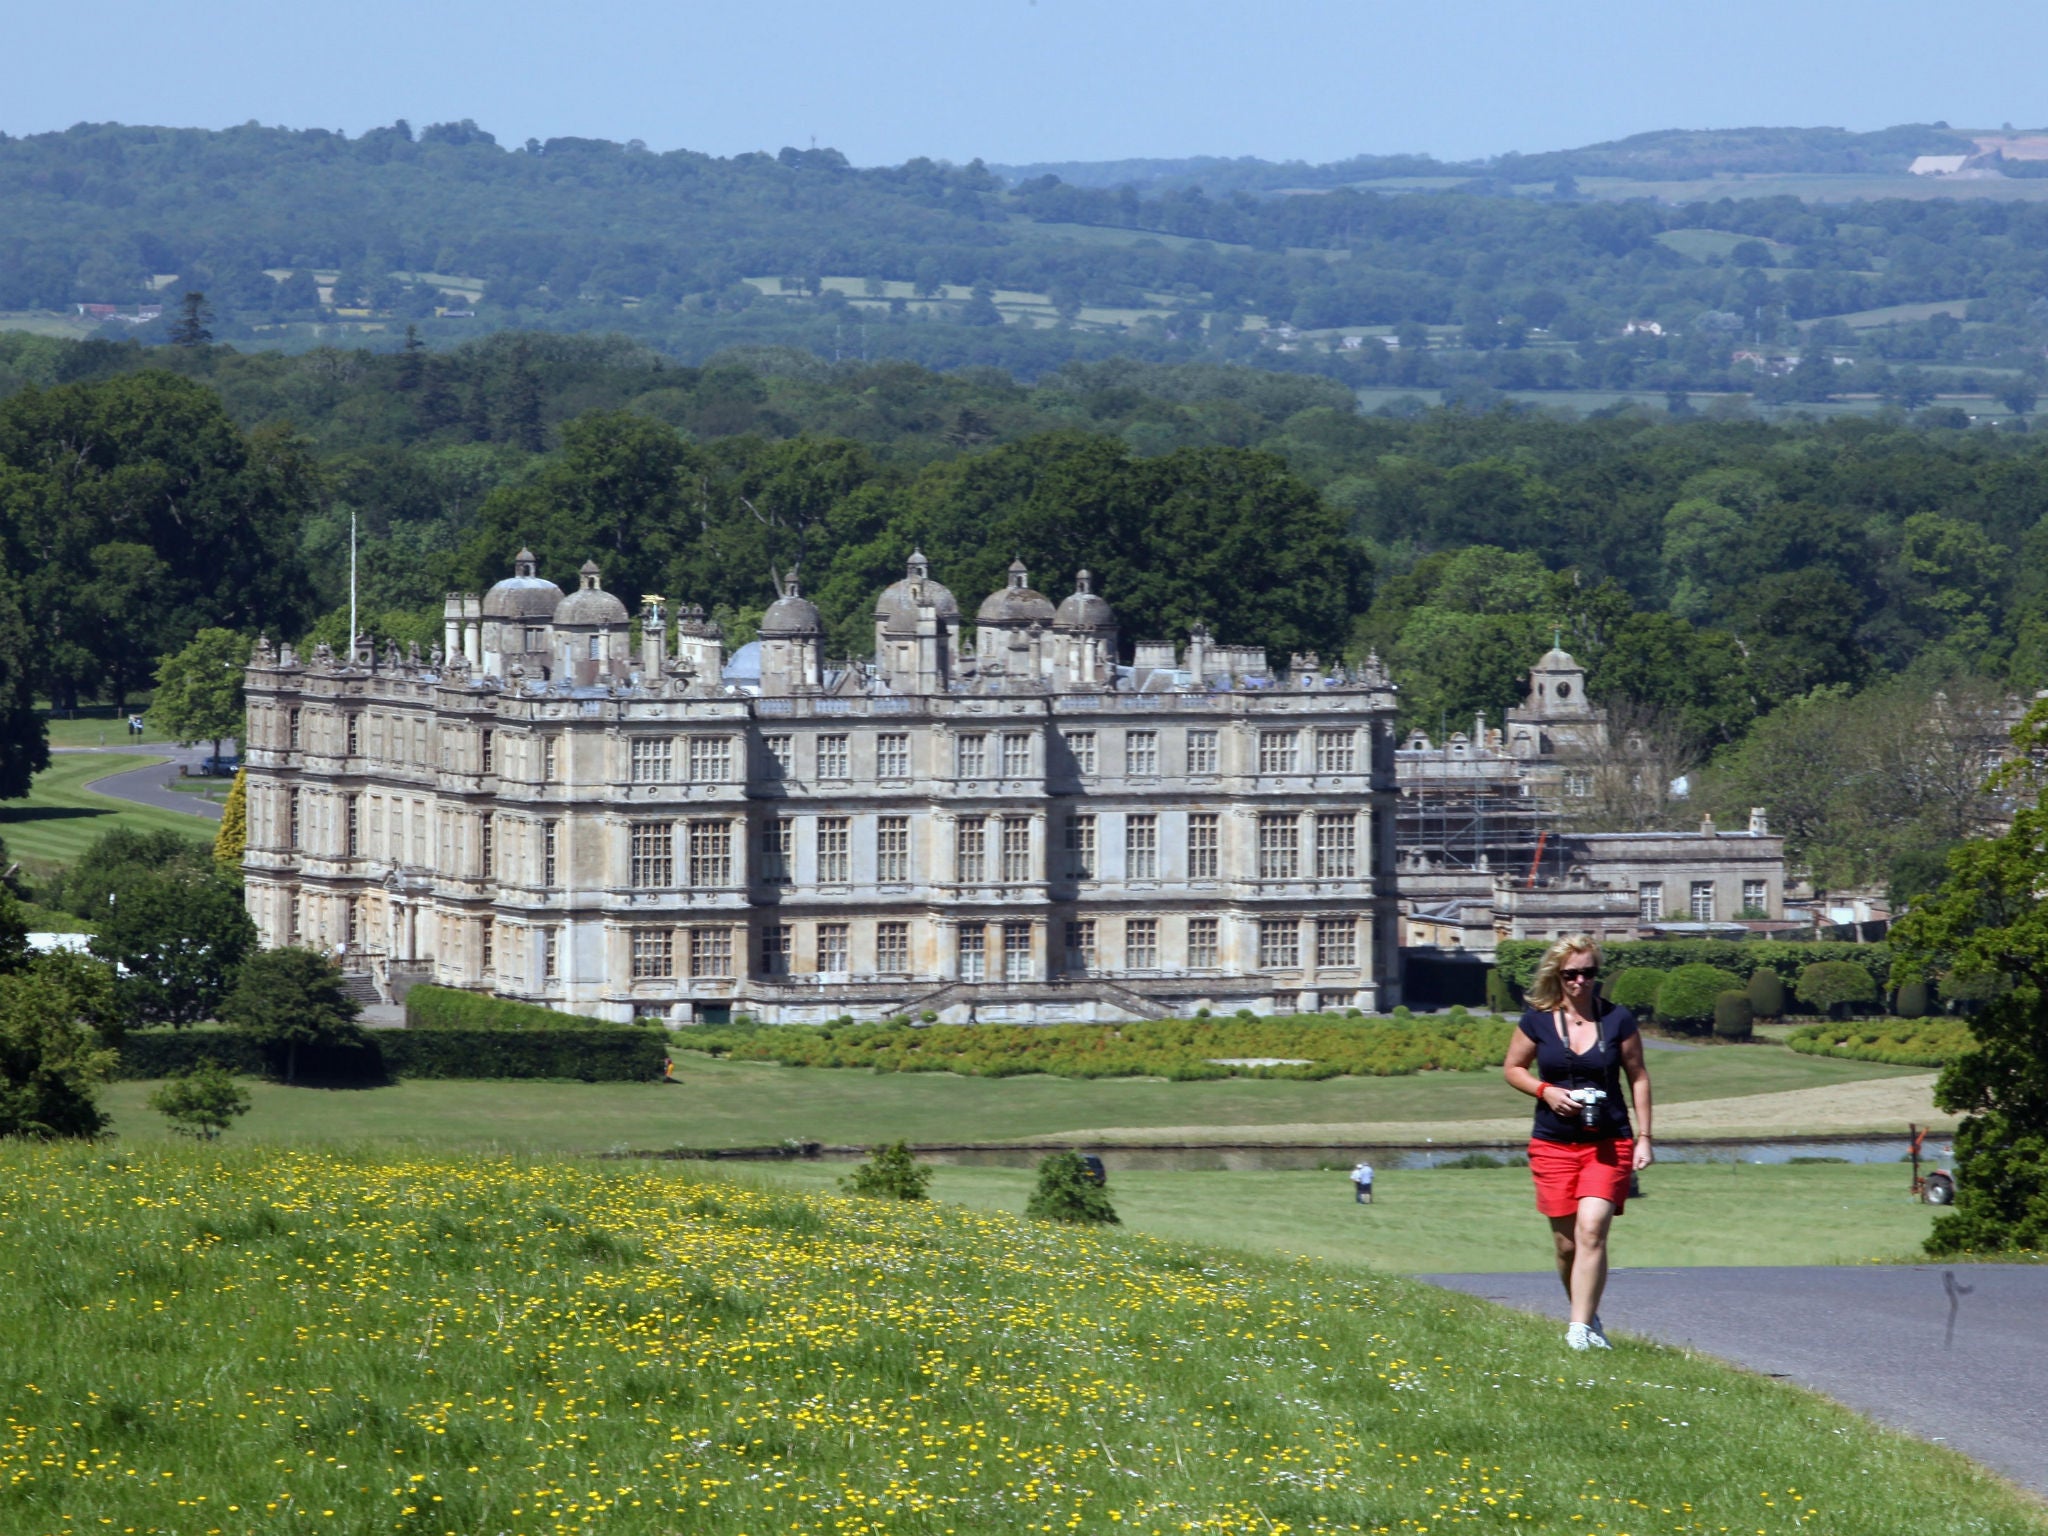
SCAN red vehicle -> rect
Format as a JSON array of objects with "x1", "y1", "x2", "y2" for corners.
[{"x1": 1909, "y1": 1125, "x2": 1955, "y2": 1205}]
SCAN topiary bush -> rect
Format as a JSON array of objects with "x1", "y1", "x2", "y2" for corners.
[
  {"x1": 1655, "y1": 964, "x2": 1745, "y2": 1029},
  {"x1": 1605, "y1": 969, "x2": 1664, "y2": 1019},
  {"x1": 1795, "y1": 961, "x2": 1879, "y2": 1018},
  {"x1": 1713, "y1": 990, "x2": 1755, "y2": 1040},
  {"x1": 1484, "y1": 967, "x2": 1517, "y2": 1013},
  {"x1": 1746, "y1": 968, "x2": 1786, "y2": 1020},
  {"x1": 1026, "y1": 1150, "x2": 1119, "y2": 1225},
  {"x1": 1893, "y1": 978, "x2": 1930, "y2": 1019},
  {"x1": 839, "y1": 1141, "x2": 933, "y2": 1201}
]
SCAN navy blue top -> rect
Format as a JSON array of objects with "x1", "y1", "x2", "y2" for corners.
[{"x1": 1517, "y1": 1002, "x2": 1638, "y2": 1143}]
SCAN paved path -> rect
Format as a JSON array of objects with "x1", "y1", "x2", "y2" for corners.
[
  {"x1": 1420, "y1": 1265, "x2": 2048, "y2": 1495},
  {"x1": 53, "y1": 744, "x2": 226, "y2": 822}
]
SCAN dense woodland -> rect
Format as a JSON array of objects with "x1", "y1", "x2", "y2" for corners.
[
  {"x1": 0, "y1": 327, "x2": 2043, "y2": 893},
  {"x1": 9, "y1": 122, "x2": 2048, "y2": 397}
]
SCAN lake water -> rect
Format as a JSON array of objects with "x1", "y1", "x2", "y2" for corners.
[{"x1": 809, "y1": 1137, "x2": 1952, "y2": 1172}]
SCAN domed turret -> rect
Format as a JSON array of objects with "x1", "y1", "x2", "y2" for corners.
[
  {"x1": 1050, "y1": 569, "x2": 1118, "y2": 689},
  {"x1": 1053, "y1": 569, "x2": 1115, "y2": 631},
  {"x1": 760, "y1": 571, "x2": 824, "y2": 695},
  {"x1": 977, "y1": 558, "x2": 1056, "y2": 628},
  {"x1": 1505, "y1": 636, "x2": 1606, "y2": 761},
  {"x1": 555, "y1": 560, "x2": 629, "y2": 627},
  {"x1": 874, "y1": 549, "x2": 960, "y2": 637},
  {"x1": 760, "y1": 570, "x2": 825, "y2": 637},
  {"x1": 479, "y1": 548, "x2": 566, "y2": 680},
  {"x1": 872, "y1": 550, "x2": 962, "y2": 695},
  {"x1": 481, "y1": 548, "x2": 565, "y2": 621},
  {"x1": 553, "y1": 561, "x2": 630, "y2": 687}
]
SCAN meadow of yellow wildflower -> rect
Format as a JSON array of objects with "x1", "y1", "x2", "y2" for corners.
[{"x1": 1, "y1": 1145, "x2": 2039, "y2": 1536}]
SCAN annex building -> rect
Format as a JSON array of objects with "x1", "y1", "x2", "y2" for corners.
[{"x1": 241, "y1": 551, "x2": 1403, "y2": 1023}]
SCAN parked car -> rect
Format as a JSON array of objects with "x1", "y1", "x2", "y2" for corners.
[{"x1": 198, "y1": 754, "x2": 241, "y2": 776}]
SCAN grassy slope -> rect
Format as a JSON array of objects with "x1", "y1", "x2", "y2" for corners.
[
  {"x1": 3, "y1": 1143, "x2": 2039, "y2": 1536},
  {"x1": 0, "y1": 752, "x2": 212, "y2": 866},
  {"x1": 757, "y1": 1160, "x2": 1940, "y2": 1274},
  {"x1": 41, "y1": 709, "x2": 188, "y2": 748},
  {"x1": 97, "y1": 1048, "x2": 1926, "y2": 1153}
]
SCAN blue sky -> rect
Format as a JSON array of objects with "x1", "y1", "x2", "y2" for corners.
[{"x1": 11, "y1": 0, "x2": 2044, "y2": 166}]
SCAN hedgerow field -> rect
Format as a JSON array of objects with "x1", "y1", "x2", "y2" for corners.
[
  {"x1": 3, "y1": 1144, "x2": 2042, "y2": 1536},
  {"x1": 1786, "y1": 1018, "x2": 1978, "y2": 1067},
  {"x1": 677, "y1": 1012, "x2": 1513, "y2": 1080}
]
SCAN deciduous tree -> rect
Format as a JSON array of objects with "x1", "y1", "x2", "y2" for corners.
[{"x1": 149, "y1": 628, "x2": 251, "y2": 764}]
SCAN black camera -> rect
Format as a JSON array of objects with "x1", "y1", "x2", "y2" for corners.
[{"x1": 1567, "y1": 1086, "x2": 1608, "y2": 1129}]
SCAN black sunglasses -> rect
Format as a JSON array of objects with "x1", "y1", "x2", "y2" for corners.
[{"x1": 1561, "y1": 966, "x2": 1599, "y2": 979}]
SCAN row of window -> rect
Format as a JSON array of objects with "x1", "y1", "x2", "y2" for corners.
[
  {"x1": 1058, "y1": 812, "x2": 1358, "y2": 881},
  {"x1": 625, "y1": 914, "x2": 1368, "y2": 980},
  {"x1": 292, "y1": 794, "x2": 1369, "y2": 890},
  {"x1": 1640, "y1": 880, "x2": 1770, "y2": 922},
  {"x1": 1061, "y1": 916, "x2": 1359, "y2": 971},
  {"x1": 273, "y1": 710, "x2": 1370, "y2": 786}
]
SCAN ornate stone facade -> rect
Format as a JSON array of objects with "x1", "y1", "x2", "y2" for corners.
[{"x1": 241, "y1": 553, "x2": 1403, "y2": 1023}]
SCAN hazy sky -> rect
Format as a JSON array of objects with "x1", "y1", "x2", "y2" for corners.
[{"x1": 11, "y1": 0, "x2": 2044, "y2": 166}]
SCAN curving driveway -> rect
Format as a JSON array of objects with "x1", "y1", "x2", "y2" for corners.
[
  {"x1": 53, "y1": 744, "x2": 226, "y2": 822},
  {"x1": 1421, "y1": 1265, "x2": 2048, "y2": 1495}
]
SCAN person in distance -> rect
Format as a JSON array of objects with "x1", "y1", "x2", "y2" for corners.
[{"x1": 1501, "y1": 934, "x2": 1654, "y2": 1351}]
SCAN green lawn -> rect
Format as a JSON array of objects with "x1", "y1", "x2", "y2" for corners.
[
  {"x1": 0, "y1": 752, "x2": 213, "y2": 867},
  {"x1": 39, "y1": 706, "x2": 190, "y2": 749},
  {"x1": 755, "y1": 1158, "x2": 1940, "y2": 1273},
  {"x1": 99, "y1": 1046, "x2": 1925, "y2": 1154},
  {"x1": 8, "y1": 1144, "x2": 2038, "y2": 1536}
]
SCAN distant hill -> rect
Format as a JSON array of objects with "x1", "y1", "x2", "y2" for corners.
[
  {"x1": 5, "y1": 119, "x2": 2048, "y2": 402},
  {"x1": 993, "y1": 124, "x2": 1984, "y2": 192}
]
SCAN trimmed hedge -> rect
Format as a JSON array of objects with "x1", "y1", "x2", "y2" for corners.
[
  {"x1": 1746, "y1": 968, "x2": 1787, "y2": 1020},
  {"x1": 115, "y1": 1024, "x2": 666, "y2": 1083},
  {"x1": 1713, "y1": 990, "x2": 1755, "y2": 1040},
  {"x1": 1656, "y1": 964, "x2": 1745, "y2": 1027},
  {"x1": 1495, "y1": 939, "x2": 1891, "y2": 992},
  {"x1": 676, "y1": 1011, "x2": 1515, "y2": 1080},
  {"x1": 1786, "y1": 1019, "x2": 1977, "y2": 1067},
  {"x1": 405, "y1": 985, "x2": 609, "y2": 1031},
  {"x1": 114, "y1": 1028, "x2": 266, "y2": 1080},
  {"x1": 1606, "y1": 969, "x2": 1664, "y2": 1018},
  {"x1": 1795, "y1": 961, "x2": 1879, "y2": 1015}
]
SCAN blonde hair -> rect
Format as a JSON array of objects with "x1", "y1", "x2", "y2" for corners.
[{"x1": 1525, "y1": 934, "x2": 1602, "y2": 1011}]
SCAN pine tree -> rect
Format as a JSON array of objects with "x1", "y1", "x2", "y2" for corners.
[
  {"x1": 497, "y1": 337, "x2": 545, "y2": 450},
  {"x1": 169, "y1": 291, "x2": 213, "y2": 347},
  {"x1": 395, "y1": 324, "x2": 425, "y2": 391},
  {"x1": 213, "y1": 768, "x2": 248, "y2": 873}
]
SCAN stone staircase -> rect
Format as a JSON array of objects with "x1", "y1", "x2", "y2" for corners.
[{"x1": 338, "y1": 972, "x2": 383, "y2": 1007}]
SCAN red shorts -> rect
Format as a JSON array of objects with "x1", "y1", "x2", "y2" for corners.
[{"x1": 1528, "y1": 1138, "x2": 1634, "y2": 1218}]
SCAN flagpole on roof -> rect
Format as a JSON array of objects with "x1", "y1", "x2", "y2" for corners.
[{"x1": 349, "y1": 508, "x2": 358, "y2": 663}]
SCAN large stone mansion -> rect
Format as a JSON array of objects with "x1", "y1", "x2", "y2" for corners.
[{"x1": 241, "y1": 551, "x2": 1404, "y2": 1023}]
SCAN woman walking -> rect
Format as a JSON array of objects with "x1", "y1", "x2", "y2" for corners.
[{"x1": 1501, "y1": 934, "x2": 1654, "y2": 1350}]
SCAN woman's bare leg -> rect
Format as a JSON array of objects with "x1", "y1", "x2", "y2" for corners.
[
  {"x1": 1570, "y1": 1197, "x2": 1615, "y2": 1324},
  {"x1": 1548, "y1": 1214, "x2": 1577, "y2": 1299}
]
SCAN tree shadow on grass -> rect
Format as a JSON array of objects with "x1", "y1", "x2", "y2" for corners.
[{"x1": 0, "y1": 806, "x2": 105, "y2": 823}]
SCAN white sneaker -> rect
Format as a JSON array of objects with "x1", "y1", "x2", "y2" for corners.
[{"x1": 1566, "y1": 1322, "x2": 1593, "y2": 1351}]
